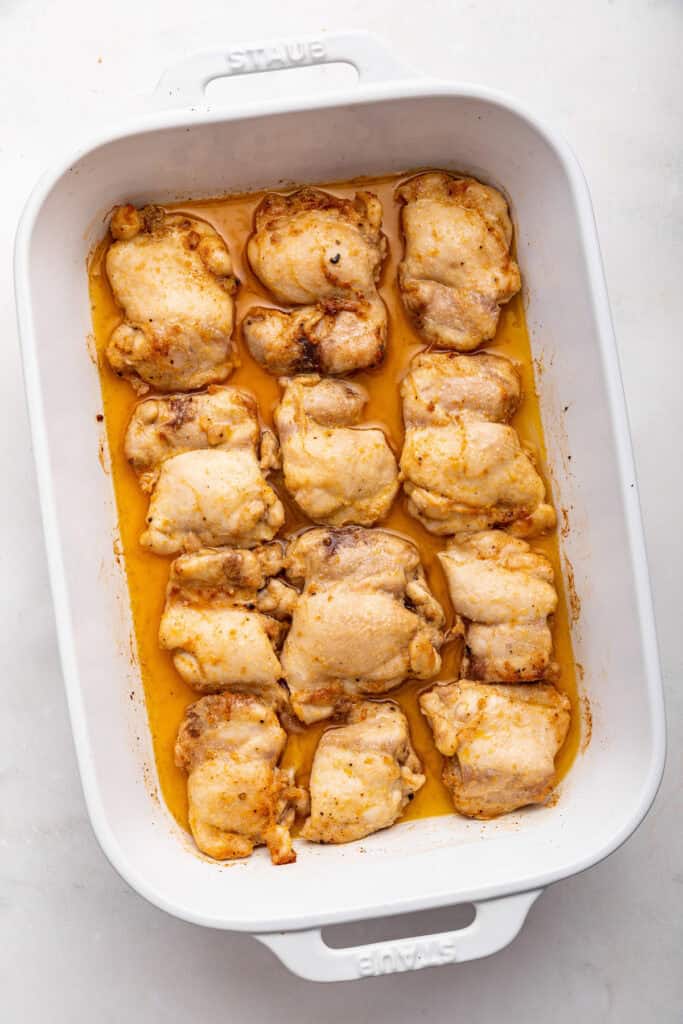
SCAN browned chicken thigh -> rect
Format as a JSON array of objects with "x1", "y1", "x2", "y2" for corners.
[
  {"x1": 400, "y1": 351, "x2": 555, "y2": 536},
  {"x1": 396, "y1": 172, "x2": 520, "y2": 350},
  {"x1": 301, "y1": 701, "x2": 425, "y2": 844},
  {"x1": 243, "y1": 188, "x2": 388, "y2": 374},
  {"x1": 275, "y1": 375, "x2": 399, "y2": 526},
  {"x1": 124, "y1": 385, "x2": 279, "y2": 492},
  {"x1": 124, "y1": 387, "x2": 284, "y2": 555},
  {"x1": 280, "y1": 528, "x2": 446, "y2": 724},
  {"x1": 175, "y1": 693, "x2": 308, "y2": 863},
  {"x1": 159, "y1": 544, "x2": 294, "y2": 707},
  {"x1": 420, "y1": 680, "x2": 570, "y2": 818},
  {"x1": 105, "y1": 205, "x2": 238, "y2": 393},
  {"x1": 438, "y1": 531, "x2": 558, "y2": 682}
]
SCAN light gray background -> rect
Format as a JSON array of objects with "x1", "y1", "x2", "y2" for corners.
[{"x1": 2, "y1": 1, "x2": 681, "y2": 1020}]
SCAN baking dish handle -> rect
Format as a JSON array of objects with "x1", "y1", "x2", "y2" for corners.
[
  {"x1": 154, "y1": 31, "x2": 416, "y2": 108},
  {"x1": 255, "y1": 889, "x2": 542, "y2": 982}
]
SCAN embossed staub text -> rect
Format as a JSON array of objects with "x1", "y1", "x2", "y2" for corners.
[
  {"x1": 357, "y1": 939, "x2": 458, "y2": 977},
  {"x1": 224, "y1": 41, "x2": 327, "y2": 75}
]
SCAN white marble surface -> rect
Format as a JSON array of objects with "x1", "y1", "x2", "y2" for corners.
[{"x1": 2, "y1": 1, "x2": 681, "y2": 1019}]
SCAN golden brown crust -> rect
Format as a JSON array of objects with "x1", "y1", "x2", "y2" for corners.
[
  {"x1": 420, "y1": 680, "x2": 571, "y2": 819},
  {"x1": 243, "y1": 187, "x2": 388, "y2": 375},
  {"x1": 395, "y1": 171, "x2": 520, "y2": 351},
  {"x1": 105, "y1": 206, "x2": 238, "y2": 393},
  {"x1": 175, "y1": 693, "x2": 308, "y2": 865}
]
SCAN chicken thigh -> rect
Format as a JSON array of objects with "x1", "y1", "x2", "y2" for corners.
[
  {"x1": 175, "y1": 693, "x2": 308, "y2": 863},
  {"x1": 128, "y1": 387, "x2": 284, "y2": 555},
  {"x1": 141, "y1": 449, "x2": 284, "y2": 555},
  {"x1": 419, "y1": 680, "x2": 571, "y2": 818},
  {"x1": 400, "y1": 352, "x2": 555, "y2": 536},
  {"x1": 396, "y1": 172, "x2": 521, "y2": 350},
  {"x1": 243, "y1": 188, "x2": 388, "y2": 374},
  {"x1": 274, "y1": 375, "x2": 399, "y2": 526},
  {"x1": 159, "y1": 544, "x2": 295, "y2": 706},
  {"x1": 125, "y1": 385, "x2": 279, "y2": 492},
  {"x1": 281, "y1": 528, "x2": 446, "y2": 723},
  {"x1": 301, "y1": 701, "x2": 425, "y2": 844},
  {"x1": 438, "y1": 531, "x2": 558, "y2": 682},
  {"x1": 105, "y1": 205, "x2": 238, "y2": 393}
]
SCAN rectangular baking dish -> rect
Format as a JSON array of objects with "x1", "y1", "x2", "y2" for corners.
[{"x1": 14, "y1": 33, "x2": 665, "y2": 982}]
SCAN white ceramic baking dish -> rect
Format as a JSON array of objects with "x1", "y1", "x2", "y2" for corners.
[{"x1": 14, "y1": 33, "x2": 665, "y2": 982}]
